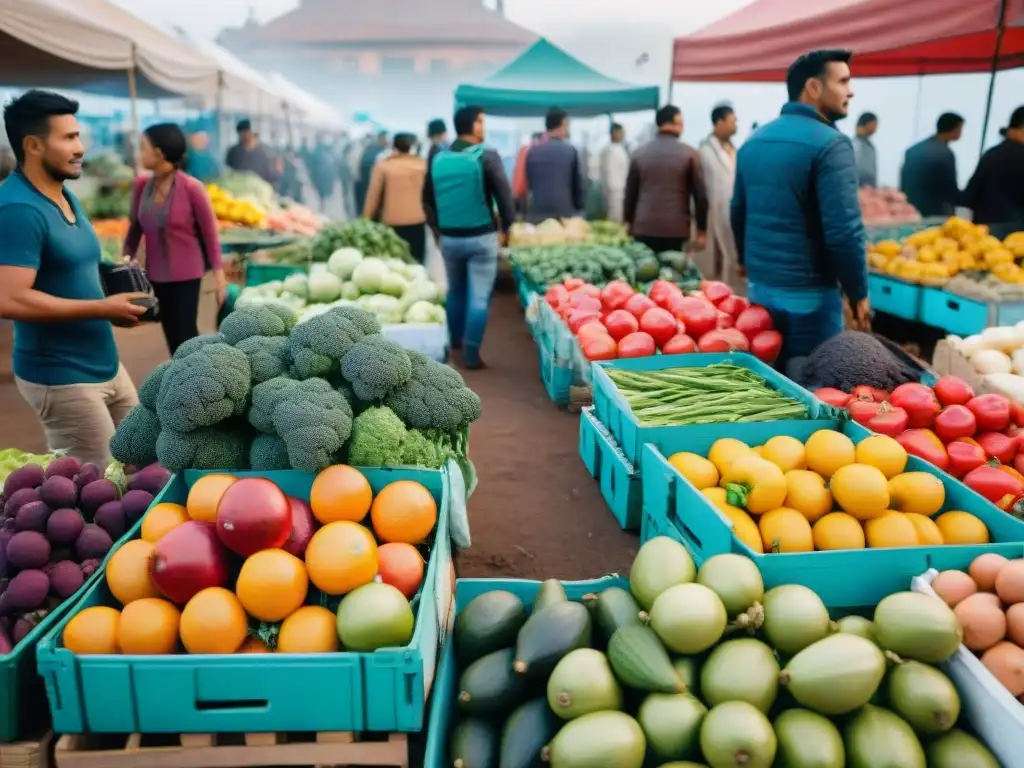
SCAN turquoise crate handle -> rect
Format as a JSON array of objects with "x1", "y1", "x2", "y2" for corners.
[
  {"x1": 660, "y1": 470, "x2": 737, "y2": 563},
  {"x1": 946, "y1": 298, "x2": 961, "y2": 311},
  {"x1": 880, "y1": 285, "x2": 893, "y2": 296}
]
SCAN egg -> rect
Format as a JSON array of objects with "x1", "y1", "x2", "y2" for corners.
[
  {"x1": 995, "y1": 560, "x2": 1024, "y2": 605},
  {"x1": 954, "y1": 593, "x2": 1007, "y2": 652},
  {"x1": 931, "y1": 569, "x2": 978, "y2": 607},
  {"x1": 969, "y1": 552, "x2": 1010, "y2": 592}
]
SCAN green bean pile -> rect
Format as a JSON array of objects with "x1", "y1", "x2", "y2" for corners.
[{"x1": 605, "y1": 364, "x2": 809, "y2": 426}]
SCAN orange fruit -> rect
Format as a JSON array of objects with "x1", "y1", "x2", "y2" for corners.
[
  {"x1": 179, "y1": 587, "x2": 248, "y2": 654},
  {"x1": 106, "y1": 539, "x2": 159, "y2": 605},
  {"x1": 812, "y1": 512, "x2": 866, "y2": 551},
  {"x1": 186, "y1": 474, "x2": 237, "y2": 523},
  {"x1": 141, "y1": 503, "x2": 190, "y2": 543},
  {"x1": 235, "y1": 549, "x2": 309, "y2": 622},
  {"x1": 865, "y1": 512, "x2": 920, "y2": 548},
  {"x1": 758, "y1": 507, "x2": 814, "y2": 553},
  {"x1": 370, "y1": 481, "x2": 437, "y2": 545},
  {"x1": 117, "y1": 598, "x2": 181, "y2": 654},
  {"x1": 63, "y1": 606, "x2": 121, "y2": 655},
  {"x1": 377, "y1": 543, "x2": 425, "y2": 598},
  {"x1": 305, "y1": 521, "x2": 378, "y2": 595},
  {"x1": 238, "y1": 636, "x2": 273, "y2": 653},
  {"x1": 906, "y1": 513, "x2": 945, "y2": 545},
  {"x1": 310, "y1": 465, "x2": 372, "y2": 524},
  {"x1": 936, "y1": 511, "x2": 990, "y2": 545},
  {"x1": 277, "y1": 606, "x2": 340, "y2": 653}
]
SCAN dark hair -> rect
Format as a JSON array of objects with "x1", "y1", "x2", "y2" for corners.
[
  {"x1": 393, "y1": 133, "x2": 414, "y2": 153},
  {"x1": 936, "y1": 112, "x2": 965, "y2": 134},
  {"x1": 3, "y1": 89, "x2": 79, "y2": 163},
  {"x1": 785, "y1": 50, "x2": 853, "y2": 102},
  {"x1": 427, "y1": 119, "x2": 446, "y2": 137},
  {"x1": 236, "y1": 118, "x2": 252, "y2": 133},
  {"x1": 144, "y1": 123, "x2": 188, "y2": 168},
  {"x1": 454, "y1": 106, "x2": 483, "y2": 136},
  {"x1": 1003, "y1": 106, "x2": 1024, "y2": 136},
  {"x1": 711, "y1": 105, "x2": 734, "y2": 125},
  {"x1": 610, "y1": 122, "x2": 623, "y2": 136},
  {"x1": 531, "y1": 132, "x2": 543, "y2": 141},
  {"x1": 545, "y1": 107, "x2": 568, "y2": 131},
  {"x1": 656, "y1": 105, "x2": 681, "y2": 128},
  {"x1": 857, "y1": 112, "x2": 878, "y2": 128}
]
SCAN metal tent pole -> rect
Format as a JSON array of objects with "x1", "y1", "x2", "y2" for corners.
[
  {"x1": 979, "y1": 0, "x2": 1008, "y2": 154},
  {"x1": 127, "y1": 46, "x2": 140, "y2": 172}
]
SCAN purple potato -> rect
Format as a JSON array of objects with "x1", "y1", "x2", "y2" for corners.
[
  {"x1": 4, "y1": 488, "x2": 40, "y2": 519},
  {"x1": 2, "y1": 464, "x2": 45, "y2": 499},
  {"x1": 44, "y1": 456, "x2": 82, "y2": 481},
  {"x1": 38, "y1": 476, "x2": 77, "y2": 510},
  {"x1": 78, "y1": 480, "x2": 119, "y2": 516},
  {"x1": 12, "y1": 609, "x2": 48, "y2": 645},
  {"x1": 46, "y1": 508, "x2": 86, "y2": 545},
  {"x1": 80, "y1": 558, "x2": 100, "y2": 579},
  {"x1": 93, "y1": 501, "x2": 127, "y2": 540},
  {"x1": 14, "y1": 501, "x2": 51, "y2": 533},
  {"x1": 48, "y1": 561, "x2": 84, "y2": 599},
  {"x1": 6, "y1": 531, "x2": 50, "y2": 570},
  {"x1": 72, "y1": 463, "x2": 101, "y2": 490},
  {"x1": 0, "y1": 569, "x2": 49, "y2": 614},
  {"x1": 74, "y1": 524, "x2": 113, "y2": 561},
  {"x1": 127, "y1": 464, "x2": 171, "y2": 496},
  {"x1": 121, "y1": 490, "x2": 155, "y2": 523}
]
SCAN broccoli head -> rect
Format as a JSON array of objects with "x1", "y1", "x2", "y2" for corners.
[
  {"x1": 219, "y1": 303, "x2": 297, "y2": 345},
  {"x1": 400, "y1": 428, "x2": 445, "y2": 467},
  {"x1": 269, "y1": 378, "x2": 353, "y2": 472},
  {"x1": 346, "y1": 406, "x2": 408, "y2": 466},
  {"x1": 156, "y1": 343, "x2": 252, "y2": 433},
  {"x1": 340, "y1": 335, "x2": 412, "y2": 402},
  {"x1": 383, "y1": 351, "x2": 482, "y2": 431},
  {"x1": 173, "y1": 333, "x2": 226, "y2": 360},
  {"x1": 235, "y1": 335, "x2": 290, "y2": 384},
  {"x1": 287, "y1": 306, "x2": 381, "y2": 380},
  {"x1": 249, "y1": 376, "x2": 299, "y2": 434},
  {"x1": 156, "y1": 421, "x2": 251, "y2": 472},
  {"x1": 137, "y1": 361, "x2": 170, "y2": 411},
  {"x1": 109, "y1": 405, "x2": 160, "y2": 466},
  {"x1": 249, "y1": 434, "x2": 292, "y2": 471}
]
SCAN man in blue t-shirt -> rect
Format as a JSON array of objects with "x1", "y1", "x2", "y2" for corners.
[{"x1": 0, "y1": 90, "x2": 149, "y2": 466}]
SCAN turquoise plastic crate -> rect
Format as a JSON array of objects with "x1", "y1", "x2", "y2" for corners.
[
  {"x1": 920, "y1": 288, "x2": 990, "y2": 337},
  {"x1": 591, "y1": 352, "x2": 834, "y2": 466},
  {"x1": 538, "y1": 333, "x2": 573, "y2": 407},
  {"x1": 639, "y1": 420, "x2": 1024, "y2": 609},
  {"x1": 245, "y1": 262, "x2": 308, "y2": 286},
  {"x1": 867, "y1": 274, "x2": 921, "y2": 321},
  {"x1": 36, "y1": 466, "x2": 457, "y2": 735},
  {"x1": 0, "y1": 477, "x2": 167, "y2": 742},
  {"x1": 579, "y1": 407, "x2": 641, "y2": 531}
]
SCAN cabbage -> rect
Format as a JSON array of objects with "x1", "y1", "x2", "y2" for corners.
[
  {"x1": 404, "y1": 300, "x2": 446, "y2": 324},
  {"x1": 379, "y1": 272, "x2": 409, "y2": 298},
  {"x1": 340, "y1": 281, "x2": 360, "y2": 300},
  {"x1": 399, "y1": 279, "x2": 441, "y2": 310},
  {"x1": 296, "y1": 303, "x2": 332, "y2": 324},
  {"x1": 360, "y1": 294, "x2": 403, "y2": 324},
  {"x1": 307, "y1": 272, "x2": 343, "y2": 303},
  {"x1": 351, "y1": 258, "x2": 389, "y2": 293},
  {"x1": 385, "y1": 257, "x2": 407, "y2": 272},
  {"x1": 282, "y1": 273, "x2": 309, "y2": 299},
  {"x1": 327, "y1": 247, "x2": 363, "y2": 280},
  {"x1": 401, "y1": 264, "x2": 429, "y2": 283}
]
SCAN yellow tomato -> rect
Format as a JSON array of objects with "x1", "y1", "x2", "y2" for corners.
[
  {"x1": 804, "y1": 430, "x2": 856, "y2": 479},
  {"x1": 855, "y1": 435, "x2": 908, "y2": 479},
  {"x1": 700, "y1": 487, "x2": 763, "y2": 553},
  {"x1": 784, "y1": 469, "x2": 833, "y2": 523},
  {"x1": 935, "y1": 511, "x2": 989, "y2": 544},
  {"x1": 761, "y1": 436, "x2": 807, "y2": 473},
  {"x1": 701, "y1": 487, "x2": 728, "y2": 506},
  {"x1": 812, "y1": 513, "x2": 866, "y2": 551},
  {"x1": 759, "y1": 507, "x2": 814, "y2": 553},
  {"x1": 888, "y1": 472, "x2": 945, "y2": 517},
  {"x1": 830, "y1": 464, "x2": 891, "y2": 521},
  {"x1": 721, "y1": 454, "x2": 787, "y2": 515},
  {"x1": 864, "y1": 512, "x2": 920, "y2": 548},
  {"x1": 708, "y1": 438, "x2": 751, "y2": 477},
  {"x1": 905, "y1": 513, "x2": 945, "y2": 545},
  {"x1": 667, "y1": 452, "x2": 719, "y2": 490}
]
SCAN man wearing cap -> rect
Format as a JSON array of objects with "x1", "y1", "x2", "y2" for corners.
[
  {"x1": 964, "y1": 106, "x2": 1024, "y2": 239},
  {"x1": 426, "y1": 119, "x2": 448, "y2": 166},
  {"x1": 224, "y1": 119, "x2": 276, "y2": 184}
]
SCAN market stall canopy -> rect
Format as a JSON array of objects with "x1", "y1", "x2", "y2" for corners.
[
  {"x1": 672, "y1": 0, "x2": 1024, "y2": 81},
  {"x1": 454, "y1": 38, "x2": 659, "y2": 117},
  {"x1": 187, "y1": 40, "x2": 288, "y2": 120},
  {"x1": 0, "y1": 0, "x2": 220, "y2": 97},
  {"x1": 267, "y1": 73, "x2": 345, "y2": 130}
]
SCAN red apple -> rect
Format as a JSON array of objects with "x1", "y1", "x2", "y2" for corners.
[
  {"x1": 282, "y1": 496, "x2": 316, "y2": 557},
  {"x1": 151, "y1": 521, "x2": 230, "y2": 604},
  {"x1": 216, "y1": 477, "x2": 292, "y2": 556}
]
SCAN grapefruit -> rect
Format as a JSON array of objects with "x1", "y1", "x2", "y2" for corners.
[
  {"x1": 277, "y1": 606, "x2": 340, "y2": 653},
  {"x1": 117, "y1": 598, "x2": 180, "y2": 654},
  {"x1": 141, "y1": 503, "x2": 190, "y2": 543},
  {"x1": 63, "y1": 606, "x2": 121, "y2": 655},
  {"x1": 186, "y1": 474, "x2": 237, "y2": 522},
  {"x1": 310, "y1": 465, "x2": 372, "y2": 524},
  {"x1": 336, "y1": 582, "x2": 414, "y2": 652},
  {"x1": 235, "y1": 549, "x2": 309, "y2": 622},
  {"x1": 376, "y1": 542, "x2": 424, "y2": 598},
  {"x1": 305, "y1": 521, "x2": 378, "y2": 595},
  {"x1": 180, "y1": 587, "x2": 248, "y2": 654},
  {"x1": 370, "y1": 481, "x2": 437, "y2": 545},
  {"x1": 106, "y1": 539, "x2": 159, "y2": 605}
]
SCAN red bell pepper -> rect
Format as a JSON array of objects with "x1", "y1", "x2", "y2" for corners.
[
  {"x1": 977, "y1": 431, "x2": 1019, "y2": 464},
  {"x1": 896, "y1": 429, "x2": 949, "y2": 471},
  {"x1": 962, "y1": 463, "x2": 1024, "y2": 506},
  {"x1": 946, "y1": 440, "x2": 987, "y2": 479}
]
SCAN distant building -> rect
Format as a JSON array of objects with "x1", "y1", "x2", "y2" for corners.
[{"x1": 218, "y1": 0, "x2": 537, "y2": 125}]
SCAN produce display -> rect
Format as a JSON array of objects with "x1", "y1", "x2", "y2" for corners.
[
  {"x1": 927, "y1": 553, "x2": 1024, "y2": 701},
  {"x1": 859, "y1": 186, "x2": 921, "y2": 226},
  {"x1": 0, "y1": 448, "x2": 63, "y2": 485},
  {"x1": 547, "y1": 277, "x2": 782, "y2": 364},
  {"x1": 945, "y1": 325, "x2": 1024, "y2": 402},
  {"x1": 514, "y1": 242, "x2": 700, "y2": 291},
  {"x1": 447, "y1": 538, "x2": 998, "y2": 768},
  {"x1": 207, "y1": 180, "x2": 323, "y2": 237},
  {"x1": 108, "y1": 303, "x2": 480, "y2": 486},
  {"x1": 311, "y1": 219, "x2": 413, "y2": 263},
  {"x1": 237, "y1": 250, "x2": 445, "y2": 326},
  {"x1": 667, "y1": 429, "x2": 992, "y2": 553},
  {"x1": 508, "y1": 218, "x2": 630, "y2": 247},
  {"x1": 61, "y1": 467, "x2": 433, "y2": 655},
  {"x1": 0, "y1": 458, "x2": 167, "y2": 651}
]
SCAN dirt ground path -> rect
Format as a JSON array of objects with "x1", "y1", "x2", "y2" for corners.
[{"x1": 0, "y1": 288, "x2": 637, "y2": 581}]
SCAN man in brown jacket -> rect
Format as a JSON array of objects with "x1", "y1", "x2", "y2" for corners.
[
  {"x1": 363, "y1": 133, "x2": 428, "y2": 263},
  {"x1": 624, "y1": 105, "x2": 709, "y2": 253}
]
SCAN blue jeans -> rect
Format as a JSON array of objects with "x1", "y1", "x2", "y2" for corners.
[
  {"x1": 750, "y1": 286, "x2": 844, "y2": 367},
  {"x1": 440, "y1": 233, "x2": 499, "y2": 365}
]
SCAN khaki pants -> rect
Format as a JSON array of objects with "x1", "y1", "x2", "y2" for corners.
[{"x1": 15, "y1": 364, "x2": 139, "y2": 468}]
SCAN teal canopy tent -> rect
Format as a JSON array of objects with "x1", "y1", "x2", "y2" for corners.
[{"x1": 454, "y1": 38, "x2": 659, "y2": 117}]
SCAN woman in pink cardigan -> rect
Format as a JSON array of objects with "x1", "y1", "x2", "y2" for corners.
[{"x1": 124, "y1": 123, "x2": 226, "y2": 355}]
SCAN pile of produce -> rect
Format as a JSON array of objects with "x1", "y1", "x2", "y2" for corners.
[
  {"x1": 248, "y1": 239, "x2": 313, "y2": 266},
  {"x1": 945, "y1": 325, "x2": 1024, "y2": 402},
  {"x1": 868, "y1": 217, "x2": 1024, "y2": 286},
  {"x1": 0, "y1": 448, "x2": 64, "y2": 485},
  {"x1": 928, "y1": 552, "x2": 1024, "y2": 701},
  {"x1": 448, "y1": 538, "x2": 999, "y2": 768},
  {"x1": 311, "y1": 220, "x2": 412, "y2": 263},
  {"x1": 212, "y1": 171, "x2": 277, "y2": 211},
  {"x1": 548, "y1": 277, "x2": 782, "y2": 364},
  {"x1": 944, "y1": 271, "x2": 1024, "y2": 302},
  {"x1": 108, "y1": 303, "x2": 480, "y2": 486},
  {"x1": 61, "y1": 466, "x2": 433, "y2": 655},
  {"x1": 0, "y1": 459, "x2": 167, "y2": 651},
  {"x1": 237, "y1": 250, "x2": 445, "y2": 326},
  {"x1": 515, "y1": 242, "x2": 700, "y2": 291},
  {"x1": 207, "y1": 174, "x2": 324, "y2": 236},
  {"x1": 207, "y1": 182, "x2": 269, "y2": 229},
  {"x1": 859, "y1": 186, "x2": 921, "y2": 226},
  {"x1": 667, "y1": 430, "x2": 991, "y2": 553},
  {"x1": 508, "y1": 218, "x2": 629, "y2": 247},
  {"x1": 608, "y1": 365, "x2": 807, "y2": 427},
  {"x1": 816, "y1": 377, "x2": 1024, "y2": 492}
]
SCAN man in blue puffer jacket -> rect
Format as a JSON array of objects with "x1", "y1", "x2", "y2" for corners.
[{"x1": 731, "y1": 50, "x2": 869, "y2": 366}]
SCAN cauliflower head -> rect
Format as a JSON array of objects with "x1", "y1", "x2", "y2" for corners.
[{"x1": 156, "y1": 343, "x2": 252, "y2": 433}]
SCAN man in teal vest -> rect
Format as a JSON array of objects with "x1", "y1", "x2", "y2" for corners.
[{"x1": 423, "y1": 106, "x2": 515, "y2": 369}]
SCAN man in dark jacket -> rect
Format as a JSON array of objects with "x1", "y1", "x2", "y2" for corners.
[
  {"x1": 524, "y1": 108, "x2": 586, "y2": 222},
  {"x1": 900, "y1": 112, "x2": 964, "y2": 217},
  {"x1": 624, "y1": 105, "x2": 708, "y2": 253},
  {"x1": 963, "y1": 106, "x2": 1024, "y2": 239},
  {"x1": 731, "y1": 50, "x2": 868, "y2": 365},
  {"x1": 225, "y1": 119, "x2": 276, "y2": 183},
  {"x1": 425, "y1": 118, "x2": 448, "y2": 166},
  {"x1": 355, "y1": 131, "x2": 388, "y2": 214}
]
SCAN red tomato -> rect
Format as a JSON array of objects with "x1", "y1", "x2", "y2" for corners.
[
  {"x1": 868, "y1": 404, "x2": 910, "y2": 437},
  {"x1": 676, "y1": 297, "x2": 718, "y2": 339},
  {"x1": 716, "y1": 312, "x2": 735, "y2": 329},
  {"x1": 567, "y1": 309, "x2": 601, "y2": 334},
  {"x1": 889, "y1": 383, "x2": 941, "y2": 429},
  {"x1": 639, "y1": 307, "x2": 678, "y2": 348},
  {"x1": 573, "y1": 284, "x2": 601, "y2": 301},
  {"x1": 603, "y1": 309, "x2": 640, "y2": 341},
  {"x1": 850, "y1": 385, "x2": 888, "y2": 403},
  {"x1": 947, "y1": 440, "x2": 988, "y2": 479},
  {"x1": 624, "y1": 294, "x2": 657, "y2": 321},
  {"x1": 545, "y1": 285, "x2": 569, "y2": 308},
  {"x1": 700, "y1": 280, "x2": 733, "y2": 305},
  {"x1": 734, "y1": 306, "x2": 774, "y2": 339},
  {"x1": 933, "y1": 404, "x2": 977, "y2": 443},
  {"x1": 719, "y1": 328, "x2": 751, "y2": 352},
  {"x1": 750, "y1": 330, "x2": 782, "y2": 364},
  {"x1": 1011, "y1": 400, "x2": 1024, "y2": 428},
  {"x1": 896, "y1": 429, "x2": 949, "y2": 470},
  {"x1": 849, "y1": 399, "x2": 883, "y2": 426},
  {"x1": 567, "y1": 293, "x2": 602, "y2": 313},
  {"x1": 933, "y1": 375, "x2": 975, "y2": 407},
  {"x1": 563, "y1": 278, "x2": 584, "y2": 291},
  {"x1": 698, "y1": 329, "x2": 748, "y2": 353},
  {"x1": 717, "y1": 295, "x2": 750, "y2": 320},
  {"x1": 962, "y1": 465, "x2": 1024, "y2": 506},
  {"x1": 617, "y1": 331, "x2": 656, "y2": 358},
  {"x1": 649, "y1": 280, "x2": 683, "y2": 308},
  {"x1": 966, "y1": 394, "x2": 1012, "y2": 433},
  {"x1": 814, "y1": 388, "x2": 852, "y2": 408},
  {"x1": 581, "y1": 333, "x2": 618, "y2": 361},
  {"x1": 599, "y1": 281, "x2": 634, "y2": 312},
  {"x1": 977, "y1": 431, "x2": 1019, "y2": 464},
  {"x1": 662, "y1": 334, "x2": 697, "y2": 355},
  {"x1": 575, "y1": 319, "x2": 609, "y2": 342}
]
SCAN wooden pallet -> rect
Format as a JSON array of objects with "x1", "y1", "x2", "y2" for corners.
[
  {"x1": 53, "y1": 731, "x2": 408, "y2": 768},
  {"x1": 0, "y1": 732, "x2": 53, "y2": 768}
]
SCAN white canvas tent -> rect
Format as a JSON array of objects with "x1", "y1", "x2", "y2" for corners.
[
  {"x1": 189, "y1": 40, "x2": 289, "y2": 121},
  {"x1": 268, "y1": 73, "x2": 344, "y2": 130}
]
